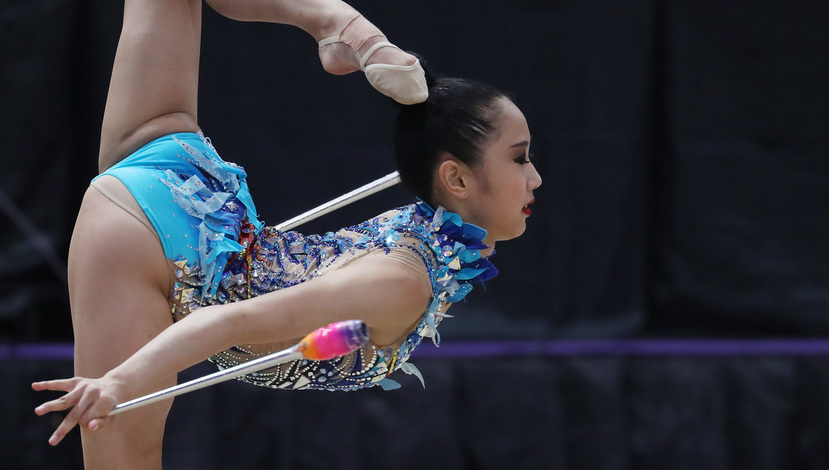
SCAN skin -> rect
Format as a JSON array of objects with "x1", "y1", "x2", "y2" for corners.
[
  {"x1": 34, "y1": 1, "x2": 422, "y2": 469},
  {"x1": 32, "y1": 1, "x2": 541, "y2": 468},
  {"x1": 433, "y1": 97, "x2": 542, "y2": 253}
]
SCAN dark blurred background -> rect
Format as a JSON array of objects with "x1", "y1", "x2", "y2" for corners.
[{"x1": 2, "y1": 0, "x2": 828, "y2": 468}]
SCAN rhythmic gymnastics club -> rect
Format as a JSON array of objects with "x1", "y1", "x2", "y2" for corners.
[
  {"x1": 109, "y1": 320, "x2": 369, "y2": 416},
  {"x1": 274, "y1": 171, "x2": 401, "y2": 231}
]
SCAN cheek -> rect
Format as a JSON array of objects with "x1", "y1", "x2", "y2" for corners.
[
  {"x1": 507, "y1": 170, "x2": 528, "y2": 197},
  {"x1": 476, "y1": 163, "x2": 524, "y2": 210}
]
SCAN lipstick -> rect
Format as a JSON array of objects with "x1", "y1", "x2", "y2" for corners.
[{"x1": 522, "y1": 198, "x2": 535, "y2": 216}]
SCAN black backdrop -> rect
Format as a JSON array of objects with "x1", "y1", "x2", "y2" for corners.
[{"x1": 2, "y1": 0, "x2": 829, "y2": 468}]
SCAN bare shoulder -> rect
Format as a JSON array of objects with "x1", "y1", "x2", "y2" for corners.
[
  {"x1": 346, "y1": 252, "x2": 432, "y2": 311},
  {"x1": 336, "y1": 252, "x2": 433, "y2": 344}
]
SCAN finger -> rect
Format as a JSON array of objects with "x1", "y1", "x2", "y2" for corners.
[
  {"x1": 35, "y1": 394, "x2": 78, "y2": 416},
  {"x1": 34, "y1": 378, "x2": 88, "y2": 416},
  {"x1": 88, "y1": 418, "x2": 103, "y2": 433},
  {"x1": 48, "y1": 388, "x2": 97, "y2": 446},
  {"x1": 34, "y1": 381, "x2": 88, "y2": 416},
  {"x1": 77, "y1": 398, "x2": 115, "y2": 434},
  {"x1": 32, "y1": 378, "x2": 78, "y2": 392},
  {"x1": 48, "y1": 408, "x2": 81, "y2": 446}
]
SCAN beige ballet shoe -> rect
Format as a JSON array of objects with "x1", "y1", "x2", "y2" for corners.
[{"x1": 318, "y1": 17, "x2": 428, "y2": 105}]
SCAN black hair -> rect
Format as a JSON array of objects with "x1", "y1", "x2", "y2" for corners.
[{"x1": 394, "y1": 55, "x2": 509, "y2": 204}]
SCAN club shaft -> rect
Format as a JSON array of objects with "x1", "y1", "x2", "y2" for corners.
[
  {"x1": 110, "y1": 347, "x2": 303, "y2": 416},
  {"x1": 274, "y1": 171, "x2": 401, "y2": 231}
]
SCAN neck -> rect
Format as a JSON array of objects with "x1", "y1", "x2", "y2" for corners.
[{"x1": 480, "y1": 239, "x2": 496, "y2": 257}]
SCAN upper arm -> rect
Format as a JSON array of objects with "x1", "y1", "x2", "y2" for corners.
[{"x1": 234, "y1": 251, "x2": 433, "y2": 347}]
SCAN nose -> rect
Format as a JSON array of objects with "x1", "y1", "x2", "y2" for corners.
[{"x1": 528, "y1": 163, "x2": 542, "y2": 190}]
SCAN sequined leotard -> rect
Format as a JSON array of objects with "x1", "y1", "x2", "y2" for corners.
[{"x1": 95, "y1": 132, "x2": 497, "y2": 391}]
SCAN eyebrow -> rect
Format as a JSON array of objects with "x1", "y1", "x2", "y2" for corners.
[{"x1": 510, "y1": 141, "x2": 530, "y2": 148}]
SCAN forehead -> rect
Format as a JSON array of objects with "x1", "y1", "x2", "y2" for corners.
[{"x1": 487, "y1": 99, "x2": 530, "y2": 149}]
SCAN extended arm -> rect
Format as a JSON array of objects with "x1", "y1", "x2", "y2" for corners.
[{"x1": 33, "y1": 254, "x2": 431, "y2": 445}]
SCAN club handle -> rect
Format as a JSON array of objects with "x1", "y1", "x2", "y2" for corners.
[{"x1": 109, "y1": 348, "x2": 303, "y2": 416}]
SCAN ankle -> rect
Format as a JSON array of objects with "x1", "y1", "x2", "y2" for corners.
[{"x1": 337, "y1": 15, "x2": 386, "y2": 53}]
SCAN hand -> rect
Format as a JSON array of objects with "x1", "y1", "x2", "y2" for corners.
[{"x1": 32, "y1": 376, "x2": 124, "y2": 446}]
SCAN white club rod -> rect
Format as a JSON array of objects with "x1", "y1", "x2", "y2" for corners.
[
  {"x1": 109, "y1": 320, "x2": 370, "y2": 416},
  {"x1": 274, "y1": 171, "x2": 401, "y2": 231},
  {"x1": 109, "y1": 347, "x2": 303, "y2": 416}
]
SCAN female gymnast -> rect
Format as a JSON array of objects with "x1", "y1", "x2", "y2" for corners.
[{"x1": 33, "y1": 0, "x2": 541, "y2": 468}]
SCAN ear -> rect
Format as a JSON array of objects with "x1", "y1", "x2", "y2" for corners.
[{"x1": 436, "y1": 156, "x2": 471, "y2": 199}]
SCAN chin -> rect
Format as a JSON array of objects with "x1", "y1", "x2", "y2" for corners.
[
  {"x1": 495, "y1": 223, "x2": 527, "y2": 242},
  {"x1": 510, "y1": 227, "x2": 528, "y2": 240}
]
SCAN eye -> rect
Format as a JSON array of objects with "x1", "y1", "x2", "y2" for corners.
[{"x1": 514, "y1": 152, "x2": 533, "y2": 164}]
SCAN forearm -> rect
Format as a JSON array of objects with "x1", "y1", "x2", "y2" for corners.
[
  {"x1": 104, "y1": 304, "x2": 242, "y2": 396},
  {"x1": 102, "y1": 287, "x2": 312, "y2": 397}
]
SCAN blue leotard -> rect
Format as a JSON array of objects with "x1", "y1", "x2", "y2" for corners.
[{"x1": 94, "y1": 132, "x2": 263, "y2": 296}]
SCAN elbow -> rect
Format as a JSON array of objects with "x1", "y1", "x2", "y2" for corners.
[{"x1": 193, "y1": 302, "x2": 263, "y2": 349}]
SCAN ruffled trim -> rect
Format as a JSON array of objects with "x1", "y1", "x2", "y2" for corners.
[
  {"x1": 382, "y1": 200, "x2": 497, "y2": 350},
  {"x1": 415, "y1": 200, "x2": 498, "y2": 293},
  {"x1": 372, "y1": 201, "x2": 498, "y2": 390},
  {"x1": 161, "y1": 133, "x2": 263, "y2": 297}
]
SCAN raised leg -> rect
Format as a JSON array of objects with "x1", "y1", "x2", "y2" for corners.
[
  {"x1": 98, "y1": 0, "x2": 203, "y2": 171},
  {"x1": 204, "y1": 0, "x2": 415, "y2": 70},
  {"x1": 99, "y1": 0, "x2": 424, "y2": 172},
  {"x1": 206, "y1": 0, "x2": 425, "y2": 103}
]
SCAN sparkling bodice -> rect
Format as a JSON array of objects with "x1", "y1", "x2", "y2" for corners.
[{"x1": 172, "y1": 201, "x2": 497, "y2": 391}]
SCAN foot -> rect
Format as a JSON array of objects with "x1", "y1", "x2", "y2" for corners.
[{"x1": 318, "y1": 15, "x2": 428, "y2": 104}]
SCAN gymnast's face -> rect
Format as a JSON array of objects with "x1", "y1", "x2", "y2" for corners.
[{"x1": 460, "y1": 99, "x2": 542, "y2": 249}]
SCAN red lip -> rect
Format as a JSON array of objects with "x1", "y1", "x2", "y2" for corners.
[{"x1": 522, "y1": 198, "x2": 535, "y2": 216}]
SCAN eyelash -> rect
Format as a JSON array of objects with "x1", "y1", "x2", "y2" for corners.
[{"x1": 514, "y1": 152, "x2": 533, "y2": 164}]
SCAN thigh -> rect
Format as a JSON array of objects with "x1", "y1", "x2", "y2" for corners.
[
  {"x1": 99, "y1": 0, "x2": 203, "y2": 170},
  {"x1": 69, "y1": 186, "x2": 177, "y2": 469}
]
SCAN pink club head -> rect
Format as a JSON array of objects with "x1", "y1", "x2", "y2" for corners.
[{"x1": 298, "y1": 320, "x2": 370, "y2": 360}]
